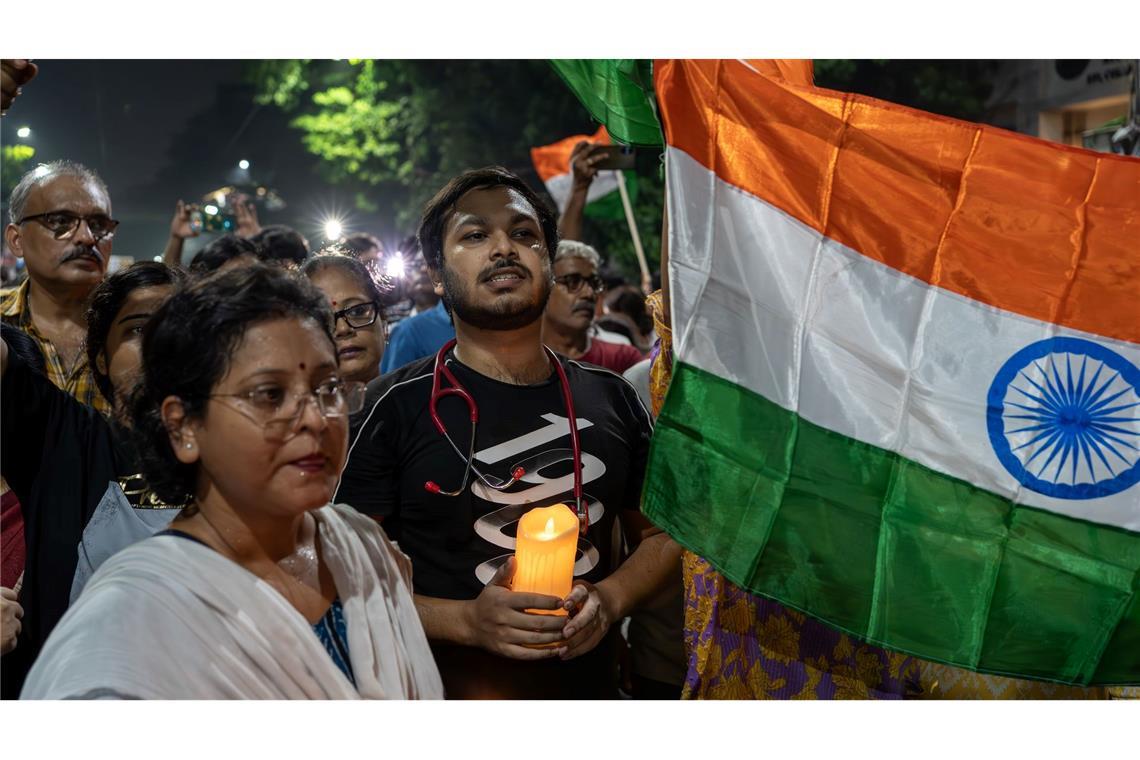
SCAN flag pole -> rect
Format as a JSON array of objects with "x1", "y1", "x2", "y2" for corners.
[{"x1": 616, "y1": 170, "x2": 652, "y2": 293}]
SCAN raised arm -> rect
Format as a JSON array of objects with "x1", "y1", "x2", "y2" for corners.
[
  {"x1": 558, "y1": 141, "x2": 606, "y2": 243},
  {"x1": 162, "y1": 200, "x2": 199, "y2": 268}
]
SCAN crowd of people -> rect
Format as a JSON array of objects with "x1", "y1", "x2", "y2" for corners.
[
  {"x1": 0, "y1": 64, "x2": 683, "y2": 698},
  {"x1": 3, "y1": 57, "x2": 1135, "y2": 704}
]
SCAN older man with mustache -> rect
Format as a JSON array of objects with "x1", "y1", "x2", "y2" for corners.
[
  {"x1": 541, "y1": 240, "x2": 644, "y2": 374},
  {"x1": 2, "y1": 160, "x2": 116, "y2": 415}
]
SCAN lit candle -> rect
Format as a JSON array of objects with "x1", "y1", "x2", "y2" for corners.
[{"x1": 512, "y1": 504, "x2": 579, "y2": 616}]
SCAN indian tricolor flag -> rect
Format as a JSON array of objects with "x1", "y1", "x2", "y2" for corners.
[
  {"x1": 643, "y1": 59, "x2": 1140, "y2": 685},
  {"x1": 531, "y1": 126, "x2": 629, "y2": 219}
]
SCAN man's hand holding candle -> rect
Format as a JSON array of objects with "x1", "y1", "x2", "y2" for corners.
[{"x1": 462, "y1": 557, "x2": 568, "y2": 660}]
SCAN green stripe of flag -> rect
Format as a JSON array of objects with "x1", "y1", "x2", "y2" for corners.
[
  {"x1": 550, "y1": 60, "x2": 663, "y2": 147},
  {"x1": 642, "y1": 362, "x2": 1140, "y2": 685}
]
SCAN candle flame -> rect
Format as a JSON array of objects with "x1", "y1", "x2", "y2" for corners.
[{"x1": 544, "y1": 517, "x2": 556, "y2": 536}]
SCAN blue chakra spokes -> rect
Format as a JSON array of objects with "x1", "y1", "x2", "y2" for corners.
[{"x1": 987, "y1": 337, "x2": 1140, "y2": 500}]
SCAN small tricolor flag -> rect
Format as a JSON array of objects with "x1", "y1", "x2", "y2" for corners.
[
  {"x1": 641, "y1": 60, "x2": 1139, "y2": 685},
  {"x1": 531, "y1": 126, "x2": 630, "y2": 219}
]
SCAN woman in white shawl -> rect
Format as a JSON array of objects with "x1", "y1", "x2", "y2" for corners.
[{"x1": 22, "y1": 264, "x2": 442, "y2": 699}]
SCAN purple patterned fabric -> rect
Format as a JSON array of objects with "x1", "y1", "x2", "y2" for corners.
[{"x1": 683, "y1": 552, "x2": 920, "y2": 699}]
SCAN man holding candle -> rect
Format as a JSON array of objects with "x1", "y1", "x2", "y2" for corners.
[{"x1": 337, "y1": 167, "x2": 681, "y2": 699}]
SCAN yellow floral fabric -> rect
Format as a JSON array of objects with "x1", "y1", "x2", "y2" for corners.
[{"x1": 916, "y1": 661, "x2": 1137, "y2": 700}]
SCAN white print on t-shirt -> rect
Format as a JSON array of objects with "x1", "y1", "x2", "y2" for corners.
[{"x1": 471, "y1": 414, "x2": 606, "y2": 585}]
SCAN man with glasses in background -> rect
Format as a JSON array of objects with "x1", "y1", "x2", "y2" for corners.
[
  {"x1": 541, "y1": 240, "x2": 644, "y2": 374},
  {"x1": 2, "y1": 160, "x2": 117, "y2": 415}
]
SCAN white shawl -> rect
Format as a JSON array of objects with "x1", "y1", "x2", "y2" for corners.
[{"x1": 22, "y1": 503, "x2": 443, "y2": 699}]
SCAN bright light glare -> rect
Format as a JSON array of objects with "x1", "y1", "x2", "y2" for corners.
[
  {"x1": 16, "y1": 126, "x2": 31, "y2": 138},
  {"x1": 204, "y1": 204, "x2": 219, "y2": 215},
  {"x1": 153, "y1": 255, "x2": 163, "y2": 262},
  {"x1": 385, "y1": 256, "x2": 406, "y2": 279},
  {"x1": 324, "y1": 219, "x2": 343, "y2": 240},
  {"x1": 238, "y1": 159, "x2": 250, "y2": 170}
]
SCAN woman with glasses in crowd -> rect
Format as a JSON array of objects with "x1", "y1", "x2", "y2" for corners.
[
  {"x1": 303, "y1": 251, "x2": 386, "y2": 386},
  {"x1": 0, "y1": 261, "x2": 186, "y2": 699},
  {"x1": 21, "y1": 264, "x2": 442, "y2": 699}
]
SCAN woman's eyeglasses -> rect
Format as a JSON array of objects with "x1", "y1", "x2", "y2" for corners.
[
  {"x1": 209, "y1": 379, "x2": 367, "y2": 441},
  {"x1": 333, "y1": 301, "x2": 380, "y2": 329}
]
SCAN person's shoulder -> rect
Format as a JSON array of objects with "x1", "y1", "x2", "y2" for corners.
[
  {"x1": 584, "y1": 338, "x2": 644, "y2": 374},
  {"x1": 371, "y1": 354, "x2": 435, "y2": 395},
  {"x1": 83, "y1": 532, "x2": 201, "y2": 587},
  {"x1": 386, "y1": 316, "x2": 410, "y2": 339},
  {"x1": 565, "y1": 355, "x2": 639, "y2": 393},
  {"x1": 397, "y1": 303, "x2": 442, "y2": 331},
  {"x1": 564, "y1": 357, "x2": 653, "y2": 423},
  {"x1": 425, "y1": 300, "x2": 450, "y2": 320},
  {"x1": 595, "y1": 337, "x2": 642, "y2": 357},
  {"x1": 355, "y1": 355, "x2": 435, "y2": 425},
  {"x1": 323, "y1": 503, "x2": 402, "y2": 554}
]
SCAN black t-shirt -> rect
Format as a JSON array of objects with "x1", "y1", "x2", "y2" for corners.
[
  {"x1": 1, "y1": 351, "x2": 131, "y2": 699},
  {"x1": 336, "y1": 350, "x2": 653, "y2": 698}
]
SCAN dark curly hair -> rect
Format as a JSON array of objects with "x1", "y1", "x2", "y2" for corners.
[
  {"x1": 417, "y1": 166, "x2": 559, "y2": 272},
  {"x1": 188, "y1": 234, "x2": 258, "y2": 275},
  {"x1": 127, "y1": 263, "x2": 334, "y2": 504},
  {"x1": 249, "y1": 225, "x2": 310, "y2": 268},
  {"x1": 85, "y1": 261, "x2": 188, "y2": 405}
]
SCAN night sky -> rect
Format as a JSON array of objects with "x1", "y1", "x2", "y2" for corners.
[{"x1": 1, "y1": 60, "x2": 382, "y2": 263}]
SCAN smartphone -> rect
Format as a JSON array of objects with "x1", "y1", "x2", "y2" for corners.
[
  {"x1": 593, "y1": 145, "x2": 636, "y2": 171},
  {"x1": 189, "y1": 207, "x2": 236, "y2": 234}
]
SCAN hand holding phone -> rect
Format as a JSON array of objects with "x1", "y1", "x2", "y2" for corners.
[
  {"x1": 591, "y1": 145, "x2": 636, "y2": 171},
  {"x1": 189, "y1": 205, "x2": 236, "y2": 233}
]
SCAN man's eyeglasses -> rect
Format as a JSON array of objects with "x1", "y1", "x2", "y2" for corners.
[
  {"x1": 209, "y1": 379, "x2": 367, "y2": 441},
  {"x1": 333, "y1": 301, "x2": 380, "y2": 329},
  {"x1": 553, "y1": 274, "x2": 605, "y2": 295},
  {"x1": 17, "y1": 211, "x2": 120, "y2": 241}
]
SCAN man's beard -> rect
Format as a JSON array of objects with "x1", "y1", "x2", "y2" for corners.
[{"x1": 441, "y1": 261, "x2": 551, "y2": 331}]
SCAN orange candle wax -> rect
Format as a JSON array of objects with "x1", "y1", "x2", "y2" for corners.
[{"x1": 512, "y1": 504, "x2": 579, "y2": 616}]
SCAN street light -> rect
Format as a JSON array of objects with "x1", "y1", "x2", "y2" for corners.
[
  {"x1": 385, "y1": 254, "x2": 406, "y2": 279},
  {"x1": 238, "y1": 159, "x2": 250, "y2": 170},
  {"x1": 324, "y1": 219, "x2": 343, "y2": 241},
  {"x1": 16, "y1": 126, "x2": 31, "y2": 139}
]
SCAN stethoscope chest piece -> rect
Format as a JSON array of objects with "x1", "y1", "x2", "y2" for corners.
[{"x1": 423, "y1": 339, "x2": 589, "y2": 529}]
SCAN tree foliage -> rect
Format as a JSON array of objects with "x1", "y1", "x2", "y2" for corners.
[
  {"x1": 248, "y1": 59, "x2": 662, "y2": 278},
  {"x1": 1, "y1": 144, "x2": 36, "y2": 203},
  {"x1": 251, "y1": 59, "x2": 999, "y2": 280}
]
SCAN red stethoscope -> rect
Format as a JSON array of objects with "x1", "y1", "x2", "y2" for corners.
[{"x1": 423, "y1": 338, "x2": 588, "y2": 530}]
